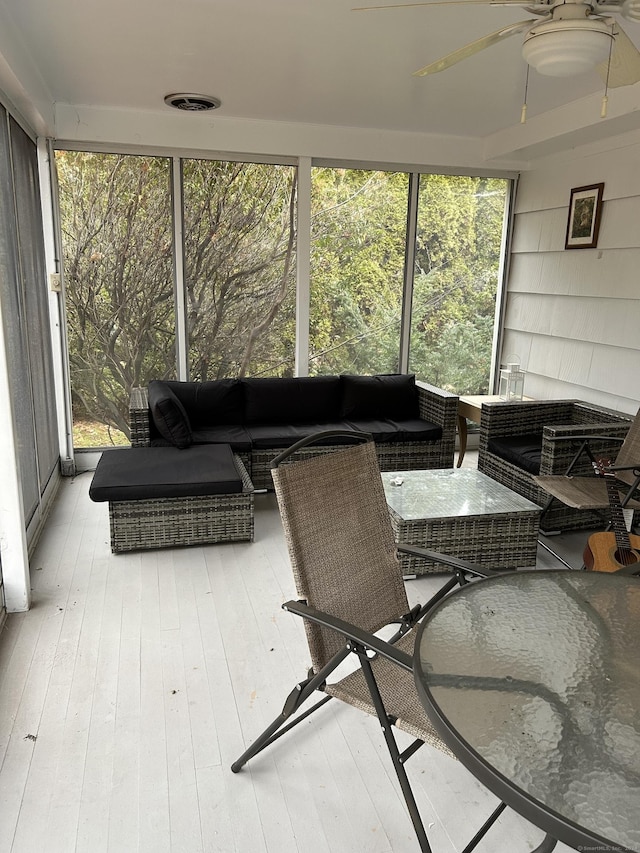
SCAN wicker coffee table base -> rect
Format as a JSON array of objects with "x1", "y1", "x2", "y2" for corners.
[
  {"x1": 391, "y1": 510, "x2": 539, "y2": 575},
  {"x1": 383, "y1": 469, "x2": 541, "y2": 576}
]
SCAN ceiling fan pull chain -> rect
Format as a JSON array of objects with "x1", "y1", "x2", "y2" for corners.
[
  {"x1": 520, "y1": 64, "x2": 530, "y2": 124},
  {"x1": 601, "y1": 32, "x2": 614, "y2": 118}
]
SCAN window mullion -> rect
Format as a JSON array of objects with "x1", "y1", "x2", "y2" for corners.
[
  {"x1": 296, "y1": 157, "x2": 311, "y2": 377},
  {"x1": 399, "y1": 172, "x2": 419, "y2": 374},
  {"x1": 173, "y1": 157, "x2": 188, "y2": 380}
]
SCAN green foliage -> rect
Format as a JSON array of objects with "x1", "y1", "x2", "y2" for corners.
[
  {"x1": 309, "y1": 169, "x2": 408, "y2": 375},
  {"x1": 309, "y1": 169, "x2": 507, "y2": 391},
  {"x1": 58, "y1": 153, "x2": 298, "y2": 443},
  {"x1": 410, "y1": 317, "x2": 495, "y2": 394},
  {"x1": 409, "y1": 175, "x2": 506, "y2": 393}
]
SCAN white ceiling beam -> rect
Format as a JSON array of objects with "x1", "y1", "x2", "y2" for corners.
[
  {"x1": 483, "y1": 80, "x2": 640, "y2": 162},
  {"x1": 53, "y1": 104, "x2": 527, "y2": 172}
]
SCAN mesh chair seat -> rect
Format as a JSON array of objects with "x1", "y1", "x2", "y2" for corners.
[
  {"x1": 326, "y1": 629, "x2": 456, "y2": 756},
  {"x1": 533, "y1": 475, "x2": 640, "y2": 510}
]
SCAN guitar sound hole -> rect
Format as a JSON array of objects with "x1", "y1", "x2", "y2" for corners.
[{"x1": 615, "y1": 549, "x2": 640, "y2": 567}]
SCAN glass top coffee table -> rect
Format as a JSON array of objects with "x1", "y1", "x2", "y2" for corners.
[{"x1": 382, "y1": 468, "x2": 541, "y2": 575}]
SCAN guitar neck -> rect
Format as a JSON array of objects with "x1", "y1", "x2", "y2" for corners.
[{"x1": 604, "y1": 475, "x2": 631, "y2": 552}]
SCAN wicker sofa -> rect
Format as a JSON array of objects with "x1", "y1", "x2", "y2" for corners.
[
  {"x1": 130, "y1": 374, "x2": 458, "y2": 489},
  {"x1": 477, "y1": 399, "x2": 634, "y2": 531}
]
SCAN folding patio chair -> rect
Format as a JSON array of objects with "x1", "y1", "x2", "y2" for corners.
[
  {"x1": 533, "y1": 406, "x2": 640, "y2": 551},
  {"x1": 231, "y1": 431, "x2": 556, "y2": 853}
]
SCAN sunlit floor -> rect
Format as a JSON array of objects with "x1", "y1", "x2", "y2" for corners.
[{"x1": 0, "y1": 453, "x2": 589, "y2": 853}]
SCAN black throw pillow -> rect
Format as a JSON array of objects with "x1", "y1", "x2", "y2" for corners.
[{"x1": 147, "y1": 380, "x2": 193, "y2": 449}]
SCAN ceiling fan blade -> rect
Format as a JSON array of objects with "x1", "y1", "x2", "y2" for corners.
[
  {"x1": 354, "y1": 1, "x2": 484, "y2": 7},
  {"x1": 595, "y1": 22, "x2": 640, "y2": 87},
  {"x1": 353, "y1": 1, "x2": 531, "y2": 10},
  {"x1": 413, "y1": 19, "x2": 535, "y2": 75}
]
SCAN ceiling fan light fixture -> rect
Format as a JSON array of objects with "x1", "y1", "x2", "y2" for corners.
[
  {"x1": 522, "y1": 19, "x2": 613, "y2": 76},
  {"x1": 622, "y1": 0, "x2": 640, "y2": 21}
]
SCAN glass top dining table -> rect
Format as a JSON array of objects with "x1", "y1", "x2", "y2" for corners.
[{"x1": 414, "y1": 570, "x2": 640, "y2": 853}]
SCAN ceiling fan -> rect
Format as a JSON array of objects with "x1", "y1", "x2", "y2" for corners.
[{"x1": 355, "y1": 0, "x2": 640, "y2": 86}]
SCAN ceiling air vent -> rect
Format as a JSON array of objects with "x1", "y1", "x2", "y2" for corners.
[{"x1": 164, "y1": 93, "x2": 221, "y2": 111}]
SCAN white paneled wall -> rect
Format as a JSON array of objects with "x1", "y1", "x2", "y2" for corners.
[{"x1": 505, "y1": 128, "x2": 640, "y2": 415}]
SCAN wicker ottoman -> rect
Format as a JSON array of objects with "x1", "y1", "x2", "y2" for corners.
[{"x1": 89, "y1": 444, "x2": 254, "y2": 553}]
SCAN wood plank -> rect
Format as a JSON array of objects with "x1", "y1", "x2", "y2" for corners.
[
  {"x1": 11, "y1": 503, "x2": 106, "y2": 853},
  {"x1": 137, "y1": 550, "x2": 171, "y2": 853},
  {"x1": 0, "y1": 476, "x2": 584, "y2": 853},
  {"x1": 509, "y1": 249, "x2": 640, "y2": 300},
  {"x1": 71, "y1": 550, "x2": 125, "y2": 853},
  {"x1": 106, "y1": 549, "x2": 142, "y2": 853},
  {"x1": 161, "y1": 565, "x2": 206, "y2": 853}
]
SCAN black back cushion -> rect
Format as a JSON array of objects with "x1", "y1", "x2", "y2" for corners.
[
  {"x1": 340, "y1": 374, "x2": 418, "y2": 420},
  {"x1": 243, "y1": 376, "x2": 342, "y2": 424},
  {"x1": 162, "y1": 379, "x2": 245, "y2": 427}
]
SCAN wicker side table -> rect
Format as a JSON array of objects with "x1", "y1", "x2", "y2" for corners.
[
  {"x1": 90, "y1": 445, "x2": 254, "y2": 553},
  {"x1": 382, "y1": 468, "x2": 540, "y2": 575}
]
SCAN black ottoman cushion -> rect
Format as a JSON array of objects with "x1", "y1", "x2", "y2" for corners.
[{"x1": 90, "y1": 444, "x2": 243, "y2": 502}]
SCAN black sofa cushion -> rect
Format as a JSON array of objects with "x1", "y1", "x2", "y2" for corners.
[
  {"x1": 340, "y1": 374, "x2": 418, "y2": 420},
  {"x1": 163, "y1": 379, "x2": 245, "y2": 427},
  {"x1": 245, "y1": 422, "x2": 357, "y2": 449},
  {"x1": 346, "y1": 418, "x2": 442, "y2": 444},
  {"x1": 243, "y1": 376, "x2": 342, "y2": 424},
  {"x1": 89, "y1": 445, "x2": 243, "y2": 502},
  {"x1": 190, "y1": 425, "x2": 253, "y2": 452},
  {"x1": 487, "y1": 434, "x2": 543, "y2": 475},
  {"x1": 148, "y1": 380, "x2": 193, "y2": 449}
]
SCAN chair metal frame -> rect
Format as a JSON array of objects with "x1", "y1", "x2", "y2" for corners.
[
  {"x1": 533, "y1": 413, "x2": 640, "y2": 567},
  {"x1": 477, "y1": 400, "x2": 633, "y2": 533},
  {"x1": 231, "y1": 431, "x2": 557, "y2": 853}
]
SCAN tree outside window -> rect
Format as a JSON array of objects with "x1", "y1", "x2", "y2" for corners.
[
  {"x1": 57, "y1": 151, "x2": 175, "y2": 448},
  {"x1": 56, "y1": 152, "x2": 508, "y2": 450}
]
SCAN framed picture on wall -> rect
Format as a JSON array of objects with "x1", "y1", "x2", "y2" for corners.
[{"x1": 565, "y1": 183, "x2": 605, "y2": 249}]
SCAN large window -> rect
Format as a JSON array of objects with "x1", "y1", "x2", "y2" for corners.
[
  {"x1": 57, "y1": 153, "x2": 297, "y2": 447},
  {"x1": 56, "y1": 152, "x2": 175, "y2": 447},
  {"x1": 409, "y1": 176, "x2": 509, "y2": 394},
  {"x1": 309, "y1": 168, "x2": 508, "y2": 391},
  {"x1": 56, "y1": 149, "x2": 510, "y2": 451},
  {"x1": 309, "y1": 168, "x2": 408, "y2": 375},
  {"x1": 182, "y1": 159, "x2": 297, "y2": 380}
]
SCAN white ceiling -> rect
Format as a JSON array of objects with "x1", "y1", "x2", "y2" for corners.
[{"x1": 2, "y1": 0, "x2": 638, "y2": 143}]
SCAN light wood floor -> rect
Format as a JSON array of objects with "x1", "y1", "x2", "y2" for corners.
[{"x1": 0, "y1": 459, "x2": 586, "y2": 853}]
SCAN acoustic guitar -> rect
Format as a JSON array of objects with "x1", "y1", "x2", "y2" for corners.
[{"x1": 583, "y1": 459, "x2": 640, "y2": 572}]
